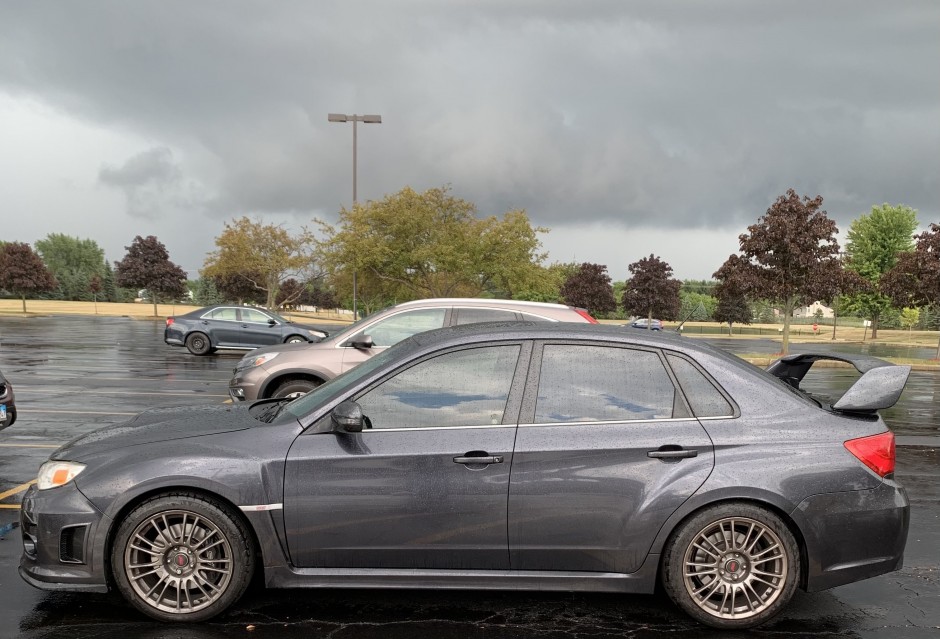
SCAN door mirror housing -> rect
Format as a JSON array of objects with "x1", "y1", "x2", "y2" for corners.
[
  {"x1": 331, "y1": 401, "x2": 364, "y2": 433},
  {"x1": 267, "y1": 319, "x2": 277, "y2": 326},
  {"x1": 348, "y1": 334, "x2": 374, "y2": 349}
]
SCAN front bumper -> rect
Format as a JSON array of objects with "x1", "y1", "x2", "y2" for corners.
[
  {"x1": 794, "y1": 478, "x2": 909, "y2": 592},
  {"x1": 229, "y1": 369, "x2": 265, "y2": 402},
  {"x1": 19, "y1": 483, "x2": 111, "y2": 593}
]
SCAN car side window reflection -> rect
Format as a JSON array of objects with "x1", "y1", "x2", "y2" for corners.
[
  {"x1": 241, "y1": 308, "x2": 272, "y2": 324},
  {"x1": 535, "y1": 345, "x2": 676, "y2": 423},
  {"x1": 360, "y1": 308, "x2": 446, "y2": 347},
  {"x1": 454, "y1": 308, "x2": 518, "y2": 325},
  {"x1": 666, "y1": 354, "x2": 734, "y2": 418},
  {"x1": 356, "y1": 345, "x2": 520, "y2": 429}
]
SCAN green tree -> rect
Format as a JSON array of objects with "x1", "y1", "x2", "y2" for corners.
[
  {"x1": 899, "y1": 307, "x2": 920, "y2": 332},
  {"x1": 0, "y1": 242, "x2": 58, "y2": 312},
  {"x1": 203, "y1": 217, "x2": 318, "y2": 310},
  {"x1": 513, "y1": 262, "x2": 576, "y2": 303},
  {"x1": 843, "y1": 204, "x2": 918, "y2": 339},
  {"x1": 316, "y1": 186, "x2": 547, "y2": 302},
  {"x1": 622, "y1": 254, "x2": 681, "y2": 324},
  {"x1": 114, "y1": 236, "x2": 188, "y2": 317},
  {"x1": 102, "y1": 262, "x2": 117, "y2": 302},
  {"x1": 191, "y1": 277, "x2": 225, "y2": 306},
  {"x1": 678, "y1": 290, "x2": 717, "y2": 322},
  {"x1": 719, "y1": 189, "x2": 844, "y2": 353},
  {"x1": 559, "y1": 263, "x2": 616, "y2": 317},
  {"x1": 34, "y1": 234, "x2": 106, "y2": 301}
]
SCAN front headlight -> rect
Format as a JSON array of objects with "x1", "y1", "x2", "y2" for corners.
[
  {"x1": 37, "y1": 461, "x2": 86, "y2": 490},
  {"x1": 235, "y1": 352, "x2": 280, "y2": 371}
]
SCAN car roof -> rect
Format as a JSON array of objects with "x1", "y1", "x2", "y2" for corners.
[{"x1": 393, "y1": 298, "x2": 575, "y2": 311}]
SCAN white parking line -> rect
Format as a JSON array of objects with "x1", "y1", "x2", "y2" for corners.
[
  {"x1": 14, "y1": 389, "x2": 230, "y2": 398},
  {"x1": 18, "y1": 409, "x2": 138, "y2": 416}
]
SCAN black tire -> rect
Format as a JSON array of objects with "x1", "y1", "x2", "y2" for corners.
[
  {"x1": 272, "y1": 378, "x2": 321, "y2": 399},
  {"x1": 111, "y1": 493, "x2": 255, "y2": 622},
  {"x1": 284, "y1": 335, "x2": 307, "y2": 344},
  {"x1": 185, "y1": 332, "x2": 212, "y2": 356},
  {"x1": 662, "y1": 503, "x2": 800, "y2": 630}
]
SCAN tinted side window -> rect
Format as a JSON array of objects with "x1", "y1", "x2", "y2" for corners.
[
  {"x1": 207, "y1": 308, "x2": 238, "y2": 321},
  {"x1": 241, "y1": 308, "x2": 271, "y2": 323},
  {"x1": 357, "y1": 346, "x2": 520, "y2": 429},
  {"x1": 535, "y1": 345, "x2": 676, "y2": 423},
  {"x1": 363, "y1": 309, "x2": 447, "y2": 347},
  {"x1": 519, "y1": 312, "x2": 552, "y2": 322},
  {"x1": 666, "y1": 354, "x2": 734, "y2": 418},
  {"x1": 454, "y1": 308, "x2": 518, "y2": 325}
]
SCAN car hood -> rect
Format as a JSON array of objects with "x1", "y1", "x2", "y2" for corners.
[{"x1": 52, "y1": 404, "x2": 256, "y2": 460}]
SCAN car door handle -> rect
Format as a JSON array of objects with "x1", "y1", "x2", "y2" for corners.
[
  {"x1": 453, "y1": 454, "x2": 503, "y2": 465},
  {"x1": 648, "y1": 448, "x2": 698, "y2": 459}
]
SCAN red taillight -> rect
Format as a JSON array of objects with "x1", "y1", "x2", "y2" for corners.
[
  {"x1": 166, "y1": 317, "x2": 175, "y2": 327},
  {"x1": 573, "y1": 308, "x2": 598, "y2": 324},
  {"x1": 844, "y1": 432, "x2": 895, "y2": 477}
]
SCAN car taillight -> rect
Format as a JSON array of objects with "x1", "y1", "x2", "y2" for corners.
[
  {"x1": 844, "y1": 432, "x2": 895, "y2": 477},
  {"x1": 166, "y1": 317, "x2": 174, "y2": 327},
  {"x1": 573, "y1": 308, "x2": 598, "y2": 324}
]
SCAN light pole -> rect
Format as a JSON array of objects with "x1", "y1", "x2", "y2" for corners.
[{"x1": 328, "y1": 113, "x2": 382, "y2": 321}]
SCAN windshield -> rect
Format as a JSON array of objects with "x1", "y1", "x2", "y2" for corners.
[{"x1": 273, "y1": 344, "x2": 401, "y2": 424}]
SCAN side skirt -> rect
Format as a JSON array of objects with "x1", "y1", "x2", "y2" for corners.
[{"x1": 264, "y1": 554, "x2": 660, "y2": 594}]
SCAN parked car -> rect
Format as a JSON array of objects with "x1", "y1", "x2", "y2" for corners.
[
  {"x1": 20, "y1": 324, "x2": 910, "y2": 629},
  {"x1": 164, "y1": 305, "x2": 330, "y2": 355},
  {"x1": 228, "y1": 297, "x2": 598, "y2": 401},
  {"x1": 0, "y1": 369, "x2": 15, "y2": 430},
  {"x1": 629, "y1": 318, "x2": 663, "y2": 330}
]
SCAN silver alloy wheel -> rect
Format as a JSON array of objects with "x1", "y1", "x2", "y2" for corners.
[
  {"x1": 123, "y1": 509, "x2": 234, "y2": 615},
  {"x1": 682, "y1": 516, "x2": 787, "y2": 620}
]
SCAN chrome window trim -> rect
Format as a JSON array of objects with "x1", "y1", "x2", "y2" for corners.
[
  {"x1": 360, "y1": 424, "x2": 517, "y2": 433},
  {"x1": 519, "y1": 417, "x2": 700, "y2": 427}
]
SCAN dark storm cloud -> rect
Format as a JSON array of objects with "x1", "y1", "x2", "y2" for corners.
[
  {"x1": 1, "y1": 0, "x2": 937, "y2": 234},
  {"x1": 98, "y1": 147, "x2": 203, "y2": 219}
]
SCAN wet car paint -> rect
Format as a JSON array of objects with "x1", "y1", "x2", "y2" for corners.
[{"x1": 0, "y1": 315, "x2": 938, "y2": 638}]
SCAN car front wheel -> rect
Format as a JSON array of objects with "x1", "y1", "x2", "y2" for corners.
[
  {"x1": 662, "y1": 503, "x2": 800, "y2": 629},
  {"x1": 272, "y1": 378, "x2": 321, "y2": 399},
  {"x1": 111, "y1": 493, "x2": 255, "y2": 622}
]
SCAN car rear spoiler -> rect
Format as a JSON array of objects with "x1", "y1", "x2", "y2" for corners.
[{"x1": 766, "y1": 353, "x2": 911, "y2": 413}]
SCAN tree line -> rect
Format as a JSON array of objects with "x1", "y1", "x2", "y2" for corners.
[{"x1": 1, "y1": 185, "x2": 937, "y2": 355}]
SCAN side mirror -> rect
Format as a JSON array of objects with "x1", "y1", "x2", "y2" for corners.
[
  {"x1": 267, "y1": 319, "x2": 277, "y2": 326},
  {"x1": 348, "y1": 334, "x2": 374, "y2": 349},
  {"x1": 331, "y1": 401, "x2": 364, "y2": 433}
]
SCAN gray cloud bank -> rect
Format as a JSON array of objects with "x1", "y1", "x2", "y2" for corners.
[{"x1": 1, "y1": 1, "x2": 937, "y2": 245}]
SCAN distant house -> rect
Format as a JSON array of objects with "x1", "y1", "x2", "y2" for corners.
[{"x1": 794, "y1": 301, "x2": 834, "y2": 319}]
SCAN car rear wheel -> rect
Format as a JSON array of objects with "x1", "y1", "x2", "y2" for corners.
[
  {"x1": 111, "y1": 493, "x2": 255, "y2": 622},
  {"x1": 185, "y1": 332, "x2": 212, "y2": 356},
  {"x1": 272, "y1": 378, "x2": 321, "y2": 399},
  {"x1": 662, "y1": 503, "x2": 800, "y2": 629}
]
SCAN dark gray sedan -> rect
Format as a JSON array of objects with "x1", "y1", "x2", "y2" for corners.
[
  {"x1": 164, "y1": 305, "x2": 329, "y2": 355},
  {"x1": 19, "y1": 324, "x2": 910, "y2": 629}
]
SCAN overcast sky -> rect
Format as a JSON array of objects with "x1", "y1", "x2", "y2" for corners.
[{"x1": 2, "y1": 1, "x2": 938, "y2": 281}]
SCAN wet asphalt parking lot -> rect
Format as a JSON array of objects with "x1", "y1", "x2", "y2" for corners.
[{"x1": 0, "y1": 315, "x2": 938, "y2": 639}]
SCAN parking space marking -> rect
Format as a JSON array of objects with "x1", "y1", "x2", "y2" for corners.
[
  {"x1": 19, "y1": 409, "x2": 138, "y2": 416},
  {"x1": 0, "y1": 480, "x2": 37, "y2": 502},
  {"x1": 15, "y1": 389, "x2": 230, "y2": 398}
]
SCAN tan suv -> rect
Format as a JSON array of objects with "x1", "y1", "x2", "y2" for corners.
[{"x1": 228, "y1": 298, "x2": 597, "y2": 401}]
